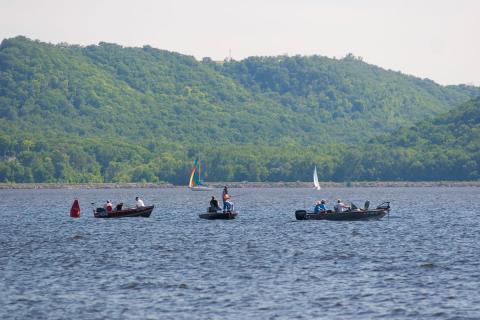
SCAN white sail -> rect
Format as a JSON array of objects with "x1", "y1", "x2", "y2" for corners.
[{"x1": 313, "y1": 166, "x2": 321, "y2": 190}]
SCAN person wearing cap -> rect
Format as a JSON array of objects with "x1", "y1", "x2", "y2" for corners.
[
  {"x1": 314, "y1": 200, "x2": 328, "y2": 213},
  {"x1": 319, "y1": 199, "x2": 328, "y2": 211},
  {"x1": 334, "y1": 199, "x2": 348, "y2": 213}
]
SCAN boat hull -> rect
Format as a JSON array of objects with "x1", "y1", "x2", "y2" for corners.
[
  {"x1": 199, "y1": 211, "x2": 238, "y2": 220},
  {"x1": 190, "y1": 186, "x2": 212, "y2": 191},
  {"x1": 295, "y1": 208, "x2": 388, "y2": 221},
  {"x1": 94, "y1": 205, "x2": 154, "y2": 218}
]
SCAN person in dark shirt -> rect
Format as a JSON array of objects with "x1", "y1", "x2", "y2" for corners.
[{"x1": 210, "y1": 196, "x2": 220, "y2": 212}]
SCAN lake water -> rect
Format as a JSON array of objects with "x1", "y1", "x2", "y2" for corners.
[{"x1": 1, "y1": 187, "x2": 479, "y2": 319}]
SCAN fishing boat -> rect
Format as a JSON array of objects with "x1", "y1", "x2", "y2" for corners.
[
  {"x1": 313, "y1": 166, "x2": 321, "y2": 190},
  {"x1": 93, "y1": 205, "x2": 154, "y2": 218},
  {"x1": 199, "y1": 208, "x2": 238, "y2": 220},
  {"x1": 189, "y1": 159, "x2": 212, "y2": 191},
  {"x1": 295, "y1": 202, "x2": 390, "y2": 221}
]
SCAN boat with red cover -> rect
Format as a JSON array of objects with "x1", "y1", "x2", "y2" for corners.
[{"x1": 93, "y1": 204, "x2": 154, "y2": 218}]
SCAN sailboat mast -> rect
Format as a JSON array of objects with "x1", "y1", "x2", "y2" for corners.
[{"x1": 198, "y1": 159, "x2": 201, "y2": 182}]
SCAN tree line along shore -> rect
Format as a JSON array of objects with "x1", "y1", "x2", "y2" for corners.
[{"x1": 1, "y1": 181, "x2": 480, "y2": 189}]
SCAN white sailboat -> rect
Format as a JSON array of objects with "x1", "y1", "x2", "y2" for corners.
[{"x1": 313, "y1": 166, "x2": 321, "y2": 190}]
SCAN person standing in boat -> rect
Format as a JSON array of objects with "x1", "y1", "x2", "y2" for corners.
[
  {"x1": 222, "y1": 186, "x2": 230, "y2": 211},
  {"x1": 334, "y1": 199, "x2": 348, "y2": 213},
  {"x1": 135, "y1": 196, "x2": 145, "y2": 208},
  {"x1": 224, "y1": 198, "x2": 234, "y2": 213}
]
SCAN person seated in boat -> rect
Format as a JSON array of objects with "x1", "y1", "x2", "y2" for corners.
[
  {"x1": 334, "y1": 199, "x2": 348, "y2": 213},
  {"x1": 104, "y1": 200, "x2": 113, "y2": 212},
  {"x1": 319, "y1": 200, "x2": 328, "y2": 212},
  {"x1": 314, "y1": 200, "x2": 328, "y2": 213},
  {"x1": 313, "y1": 201, "x2": 321, "y2": 213},
  {"x1": 209, "y1": 196, "x2": 221, "y2": 212},
  {"x1": 115, "y1": 202, "x2": 123, "y2": 211},
  {"x1": 222, "y1": 186, "x2": 231, "y2": 211},
  {"x1": 135, "y1": 196, "x2": 145, "y2": 208}
]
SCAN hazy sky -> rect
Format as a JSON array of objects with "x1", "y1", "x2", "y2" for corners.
[{"x1": 1, "y1": 0, "x2": 479, "y2": 85}]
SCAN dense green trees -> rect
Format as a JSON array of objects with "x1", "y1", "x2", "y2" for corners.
[{"x1": 0, "y1": 36, "x2": 479, "y2": 183}]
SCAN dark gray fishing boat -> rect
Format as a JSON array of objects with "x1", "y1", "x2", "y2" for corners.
[
  {"x1": 295, "y1": 202, "x2": 390, "y2": 221},
  {"x1": 199, "y1": 208, "x2": 238, "y2": 220}
]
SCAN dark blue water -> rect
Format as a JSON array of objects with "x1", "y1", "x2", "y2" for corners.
[{"x1": 1, "y1": 187, "x2": 480, "y2": 319}]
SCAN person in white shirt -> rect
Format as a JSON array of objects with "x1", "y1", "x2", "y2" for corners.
[
  {"x1": 135, "y1": 196, "x2": 145, "y2": 208},
  {"x1": 334, "y1": 199, "x2": 348, "y2": 213}
]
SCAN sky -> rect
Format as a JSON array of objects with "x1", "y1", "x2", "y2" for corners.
[{"x1": 1, "y1": 0, "x2": 479, "y2": 86}]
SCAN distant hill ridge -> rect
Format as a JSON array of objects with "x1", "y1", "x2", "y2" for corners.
[
  {"x1": 364, "y1": 96, "x2": 480, "y2": 181},
  {"x1": 0, "y1": 36, "x2": 479, "y2": 183}
]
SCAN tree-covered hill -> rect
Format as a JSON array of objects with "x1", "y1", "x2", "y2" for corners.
[
  {"x1": 355, "y1": 96, "x2": 480, "y2": 181},
  {"x1": 0, "y1": 36, "x2": 479, "y2": 183},
  {"x1": 220, "y1": 55, "x2": 478, "y2": 143}
]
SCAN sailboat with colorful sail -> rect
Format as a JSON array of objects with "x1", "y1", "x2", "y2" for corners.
[
  {"x1": 189, "y1": 159, "x2": 212, "y2": 191},
  {"x1": 313, "y1": 166, "x2": 321, "y2": 190}
]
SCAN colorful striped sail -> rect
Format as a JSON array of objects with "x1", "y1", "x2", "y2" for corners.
[{"x1": 189, "y1": 160, "x2": 203, "y2": 188}]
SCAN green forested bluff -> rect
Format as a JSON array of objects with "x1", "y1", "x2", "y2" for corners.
[{"x1": 0, "y1": 36, "x2": 479, "y2": 183}]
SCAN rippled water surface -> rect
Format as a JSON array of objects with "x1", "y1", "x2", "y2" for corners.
[{"x1": 1, "y1": 187, "x2": 480, "y2": 319}]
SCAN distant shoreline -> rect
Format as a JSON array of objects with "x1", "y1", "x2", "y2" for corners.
[{"x1": 1, "y1": 181, "x2": 480, "y2": 189}]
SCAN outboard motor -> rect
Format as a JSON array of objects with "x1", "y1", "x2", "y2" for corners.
[
  {"x1": 295, "y1": 210, "x2": 307, "y2": 220},
  {"x1": 94, "y1": 207, "x2": 108, "y2": 217}
]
